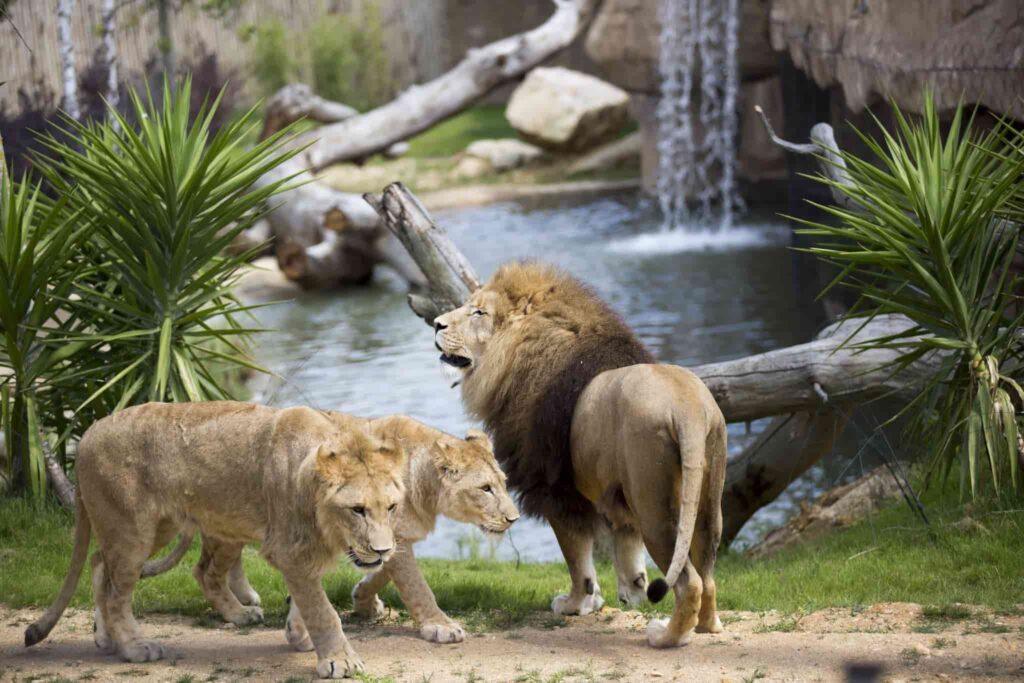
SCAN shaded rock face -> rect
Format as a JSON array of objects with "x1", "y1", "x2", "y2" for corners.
[
  {"x1": 584, "y1": 0, "x2": 777, "y2": 93},
  {"x1": 770, "y1": 0, "x2": 1024, "y2": 118},
  {"x1": 505, "y1": 67, "x2": 631, "y2": 153},
  {"x1": 463, "y1": 139, "x2": 546, "y2": 172}
]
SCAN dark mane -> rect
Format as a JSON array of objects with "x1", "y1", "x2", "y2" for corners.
[{"x1": 472, "y1": 263, "x2": 654, "y2": 530}]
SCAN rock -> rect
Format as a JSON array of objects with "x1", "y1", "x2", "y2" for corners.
[
  {"x1": 463, "y1": 138, "x2": 546, "y2": 172},
  {"x1": 912, "y1": 643, "x2": 932, "y2": 658},
  {"x1": 452, "y1": 156, "x2": 493, "y2": 179},
  {"x1": 506, "y1": 67, "x2": 630, "y2": 152},
  {"x1": 584, "y1": 0, "x2": 777, "y2": 93},
  {"x1": 383, "y1": 142, "x2": 410, "y2": 159},
  {"x1": 568, "y1": 131, "x2": 641, "y2": 175}
]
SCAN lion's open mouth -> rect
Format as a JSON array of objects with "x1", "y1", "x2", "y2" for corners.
[{"x1": 440, "y1": 353, "x2": 472, "y2": 369}]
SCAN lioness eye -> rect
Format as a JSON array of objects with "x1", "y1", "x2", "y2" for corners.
[
  {"x1": 388, "y1": 504, "x2": 398, "y2": 512},
  {"x1": 481, "y1": 485, "x2": 493, "y2": 493},
  {"x1": 352, "y1": 506, "x2": 366, "y2": 516},
  {"x1": 472, "y1": 309, "x2": 486, "y2": 317}
]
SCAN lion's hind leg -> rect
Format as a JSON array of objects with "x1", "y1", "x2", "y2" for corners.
[
  {"x1": 194, "y1": 536, "x2": 263, "y2": 626},
  {"x1": 695, "y1": 418, "x2": 726, "y2": 634},
  {"x1": 228, "y1": 556, "x2": 261, "y2": 607}
]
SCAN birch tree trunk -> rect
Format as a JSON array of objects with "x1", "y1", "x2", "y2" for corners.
[
  {"x1": 157, "y1": 0, "x2": 175, "y2": 86},
  {"x1": 101, "y1": 0, "x2": 119, "y2": 114},
  {"x1": 57, "y1": 0, "x2": 80, "y2": 120}
]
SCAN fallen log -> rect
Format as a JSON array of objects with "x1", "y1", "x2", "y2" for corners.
[
  {"x1": 294, "y1": 0, "x2": 601, "y2": 171},
  {"x1": 260, "y1": 84, "x2": 358, "y2": 141},
  {"x1": 363, "y1": 181, "x2": 942, "y2": 546}
]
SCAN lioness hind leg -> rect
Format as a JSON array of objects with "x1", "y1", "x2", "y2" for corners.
[
  {"x1": 692, "y1": 499, "x2": 723, "y2": 633},
  {"x1": 644, "y1": 557, "x2": 702, "y2": 649},
  {"x1": 611, "y1": 526, "x2": 648, "y2": 607},
  {"x1": 194, "y1": 537, "x2": 263, "y2": 626},
  {"x1": 91, "y1": 554, "x2": 113, "y2": 653},
  {"x1": 97, "y1": 539, "x2": 165, "y2": 662}
]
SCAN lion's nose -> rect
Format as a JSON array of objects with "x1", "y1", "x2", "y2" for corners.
[
  {"x1": 505, "y1": 514, "x2": 519, "y2": 525},
  {"x1": 371, "y1": 545, "x2": 394, "y2": 556},
  {"x1": 434, "y1": 320, "x2": 447, "y2": 332}
]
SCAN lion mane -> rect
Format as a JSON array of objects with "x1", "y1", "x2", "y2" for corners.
[{"x1": 462, "y1": 262, "x2": 654, "y2": 529}]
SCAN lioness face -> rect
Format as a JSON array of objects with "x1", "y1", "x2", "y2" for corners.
[
  {"x1": 315, "y1": 435, "x2": 406, "y2": 573},
  {"x1": 433, "y1": 429, "x2": 519, "y2": 534},
  {"x1": 433, "y1": 290, "x2": 506, "y2": 381}
]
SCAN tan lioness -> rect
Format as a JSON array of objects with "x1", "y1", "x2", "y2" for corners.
[
  {"x1": 146, "y1": 414, "x2": 520, "y2": 646},
  {"x1": 25, "y1": 402, "x2": 407, "y2": 679},
  {"x1": 434, "y1": 262, "x2": 728, "y2": 648}
]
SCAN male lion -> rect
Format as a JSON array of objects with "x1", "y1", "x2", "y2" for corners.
[
  {"x1": 25, "y1": 401, "x2": 407, "y2": 679},
  {"x1": 434, "y1": 262, "x2": 727, "y2": 648},
  {"x1": 144, "y1": 414, "x2": 520, "y2": 646}
]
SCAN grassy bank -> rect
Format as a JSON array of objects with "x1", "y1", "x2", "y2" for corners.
[{"x1": 1, "y1": 487, "x2": 1021, "y2": 631}]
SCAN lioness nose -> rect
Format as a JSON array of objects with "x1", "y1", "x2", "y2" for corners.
[
  {"x1": 505, "y1": 514, "x2": 519, "y2": 525},
  {"x1": 434, "y1": 320, "x2": 447, "y2": 332},
  {"x1": 371, "y1": 545, "x2": 393, "y2": 556}
]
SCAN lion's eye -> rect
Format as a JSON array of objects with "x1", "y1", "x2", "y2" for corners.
[
  {"x1": 481, "y1": 485, "x2": 493, "y2": 494},
  {"x1": 352, "y1": 506, "x2": 366, "y2": 516},
  {"x1": 388, "y1": 503, "x2": 398, "y2": 512},
  {"x1": 471, "y1": 309, "x2": 486, "y2": 317}
]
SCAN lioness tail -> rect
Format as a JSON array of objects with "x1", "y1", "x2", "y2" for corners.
[
  {"x1": 25, "y1": 494, "x2": 91, "y2": 647},
  {"x1": 140, "y1": 533, "x2": 194, "y2": 577},
  {"x1": 647, "y1": 416, "x2": 706, "y2": 604}
]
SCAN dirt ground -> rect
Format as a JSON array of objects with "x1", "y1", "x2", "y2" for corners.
[{"x1": 2, "y1": 603, "x2": 1022, "y2": 683}]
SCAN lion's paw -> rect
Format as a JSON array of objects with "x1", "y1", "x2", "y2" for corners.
[
  {"x1": 696, "y1": 614, "x2": 723, "y2": 634},
  {"x1": 317, "y1": 654, "x2": 365, "y2": 679},
  {"x1": 420, "y1": 621, "x2": 466, "y2": 644},
  {"x1": 285, "y1": 613, "x2": 313, "y2": 652},
  {"x1": 646, "y1": 618, "x2": 690, "y2": 649},
  {"x1": 228, "y1": 605, "x2": 264, "y2": 626},
  {"x1": 617, "y1": 572, "x2": 648, "y2": 607},
  {"x1": 119, "y1": 639, "x2": 165, "y2": 663},
  {"x1": 93, "y1": 611, "x2": 114, "y2": 653},
  {"x1": 233, "y1": 585, "x2": 262, "y2": 607},
  {"x1": 551, "y1": 592, "x2": 604, "y2": 616},
  {"x1": 352, "y1": 594, "x2": 386, "y2": 621}
]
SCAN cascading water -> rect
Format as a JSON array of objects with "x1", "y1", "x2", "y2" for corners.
[{"x1": 656, "y1": 0, "x2": 742, "y2": 231}]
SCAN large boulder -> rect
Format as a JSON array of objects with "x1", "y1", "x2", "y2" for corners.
[{"x1": 505, "y1": 67, "x2": 631, "y2": 153}]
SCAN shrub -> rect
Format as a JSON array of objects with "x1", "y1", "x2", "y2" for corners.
[
  {"x1": 799, "y1": 95, "x2": 1024, "y2": 498},
  {"x1": 0, "y1": 78, "x2": 300, "y2": 498},
  {"x1": 243, "y1": 19, "x2": 293, "y2": 97}
]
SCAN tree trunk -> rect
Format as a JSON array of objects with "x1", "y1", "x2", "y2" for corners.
[
  {"x1": 57, "y1": 0, "x2": 80, "y2": 120},
  {"x1": 157, "y1": 0, "x2": 175, "y2": 87},
  {"x1": 293, "y1": 0, "x2": 601, "y2": 171},
  {"x1": 100, "y1": 0, "x2": 119, "y2": 114},
  {"x1": 42, "y1": 437, "x2": 75, "y2": 510},
  {"x1": 263, "y1": 0, "x2": 599, "y2": 289}
]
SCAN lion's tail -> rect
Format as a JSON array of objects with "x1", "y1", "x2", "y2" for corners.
[
  {"x1": 646, "y1": 414, "x2": 709, "y2": 604},
  {"x1": 140, "y1": 533, "x2": 194, "y2": 578},
  {"x1": 25, "y1": 494, "x2": 90, "y2": 647}
]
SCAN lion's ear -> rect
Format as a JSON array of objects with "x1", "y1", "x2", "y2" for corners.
[
  {"x1": 465, "y1": 429, "x2": 493, "y2": 452},
  {"x1": 314, "y1": 443, "x2": 346, "y2": 480},
  {"x1": 429, "y1": 440, "x2": 461, "y2": 478},
  {"x1": 376, "y1": 437, "x2": 407, "y2": 470}
]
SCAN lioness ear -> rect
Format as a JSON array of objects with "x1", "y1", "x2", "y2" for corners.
[
  {"x1": 377, "y1": 437, "x2": 406, "y2": 468},
  {"x1": 429, "y1": 440, "x2": 460, "y2": 478},
  {"x1": 465, "y1": 429, "x2": 493, "y2": 452}
]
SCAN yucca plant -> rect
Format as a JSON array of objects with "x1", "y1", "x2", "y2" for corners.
[
  {"x1": 798, "y1": 95, "x2": 1024, "y2": 499},
  {"x1": 0, "y1": 78, "x2": 301, "y2": 498}
]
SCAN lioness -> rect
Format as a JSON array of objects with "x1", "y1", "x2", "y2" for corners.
[
  {"x1": 25, "y1": 402, "x2": 407, "y2": 679},
  {"x1": 434, "y1": 262, "x2": 728, "y2": 648},
  {"x1": 146, "y1": 414, "x2": 520, "y2": 646}
]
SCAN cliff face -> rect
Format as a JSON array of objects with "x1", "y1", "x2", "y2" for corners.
[{"x1": 770, "y1": 0, "x2": 1024, "y2": 118}]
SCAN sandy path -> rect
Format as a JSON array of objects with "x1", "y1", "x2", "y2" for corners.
[{"x1": 2, "y1": 603, "x2": 1021, "y2": 682}]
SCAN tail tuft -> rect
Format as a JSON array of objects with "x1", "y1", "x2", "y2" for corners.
[
  {"x1": 647, "y1": 577, "x2": 670, "y2": 603},
  {"x1": 24, "y1": 623, "x2": 45, "y2": 647}
]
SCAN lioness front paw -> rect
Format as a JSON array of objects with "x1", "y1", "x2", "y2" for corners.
[
  {"x1": 352, "y1": 594, "x2": 386, "y2": 621},
  {"x1": 118, "y1": 639, "x2": 165, "y2": 663},
  {"x1": 551, "y1": 592, "x2": 604, "y2": 616},
  {"x1": 420, "y1": 621, "x2": 465, "y2": 644},
  {"x1": 696, "y1": 614, "x2": 724, "y2": 634},
  {"x1": 285, "y1": 612, "x2": 313, "y2": 652},
  {"x1": 646, "y1": 617, "x2": 691, "y2": 648},
  {"x1": 227, "y1": 605, "x2": 264, "y2": 626},
  {"x1": 316, "y1": 654, "x2": 365, "y2": 679}
]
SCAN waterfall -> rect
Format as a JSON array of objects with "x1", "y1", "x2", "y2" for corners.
[{"x1": 656, "y1": 0, "x2": 742, "y2": 231}]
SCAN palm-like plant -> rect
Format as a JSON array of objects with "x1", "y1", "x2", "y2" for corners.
[
  {"x1": 799, "y1": 96, "x2": 1024, "y2": 498},
  {"x1": 0, "y1": 79, "x2": 300, "y2": 498}
]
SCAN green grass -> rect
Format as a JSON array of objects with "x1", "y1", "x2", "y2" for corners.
[
  {"x1": 405, "y1": 106, "x2": 517, "y2": 158},
  {"x1": 1, "y1": 485, "x2": 1021, "y2": 629}
]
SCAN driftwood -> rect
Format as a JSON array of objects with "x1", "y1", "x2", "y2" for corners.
[
  {"x1": 364, "y1": 181, "x2": 941, "y2": 545},
  {"x1": 261, "y1": 0, "x2": 598, "y2": 289},
  {"x1": 294, "y1": 0, "x2": 601, "y2": 171}
]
